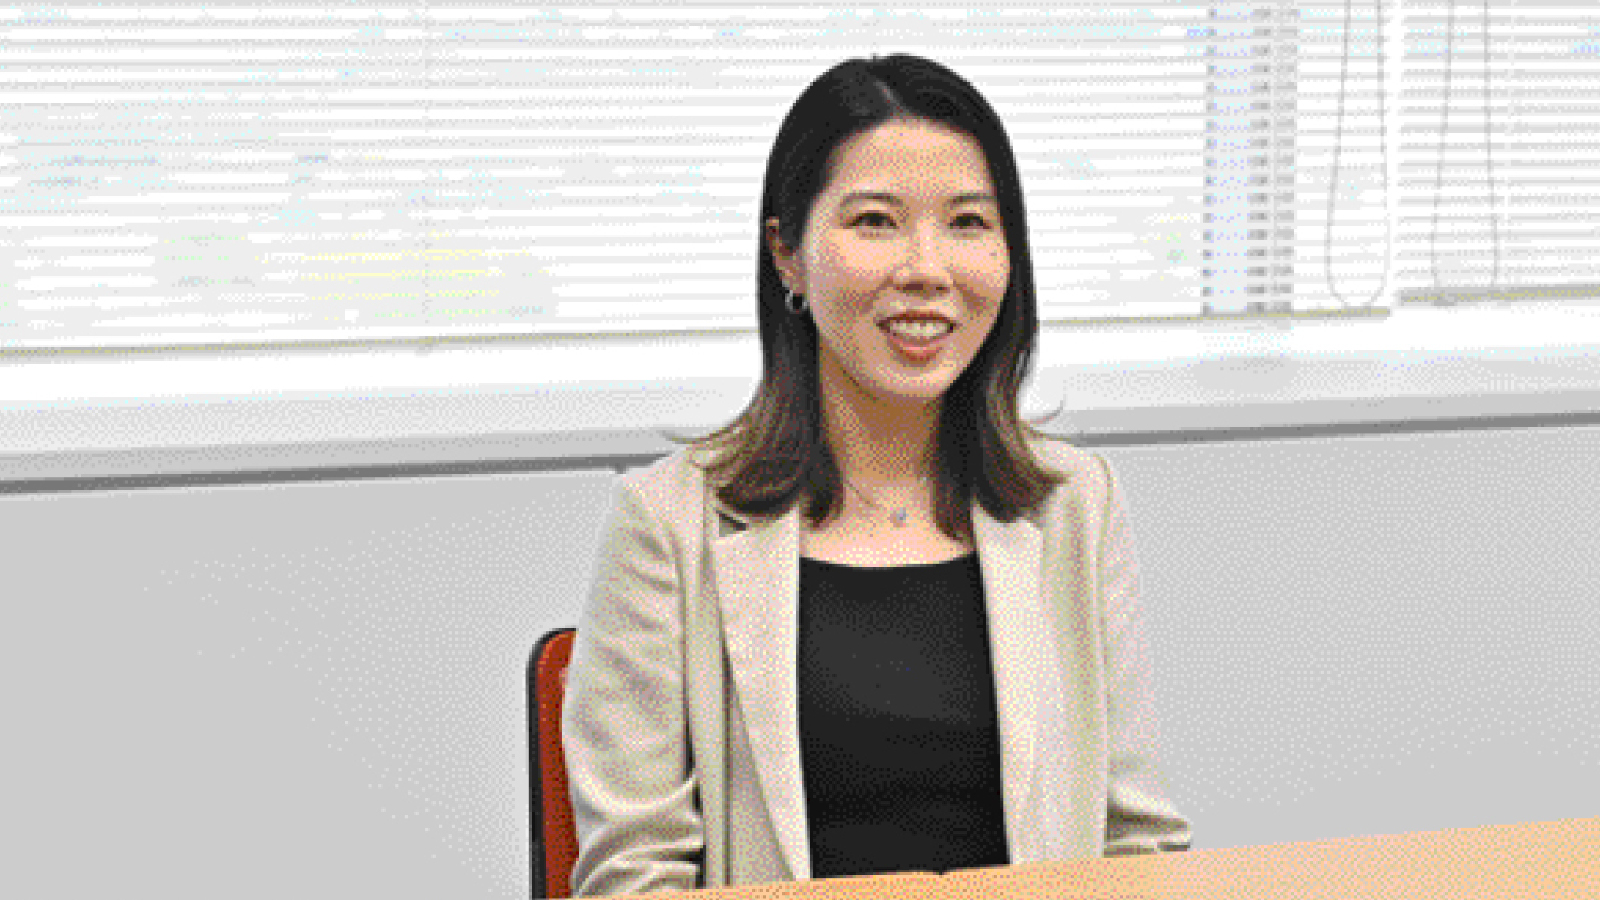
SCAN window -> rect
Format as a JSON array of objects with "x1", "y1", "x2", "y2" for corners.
[
  {"x1": 5, "y1": 4, "x2": 1224, "y2": 348},
  {"x1": 4, "y1": 3, "x2": 1598, "y2": 475}
]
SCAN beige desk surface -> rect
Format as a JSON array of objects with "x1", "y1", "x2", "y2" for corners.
[{"x1": 614, "y1": 817, "x2": 1598, "y2": 900}]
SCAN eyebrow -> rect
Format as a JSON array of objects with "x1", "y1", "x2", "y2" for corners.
[{"x1": 840, "y1": 191, "x2": 997, "y2": 207}]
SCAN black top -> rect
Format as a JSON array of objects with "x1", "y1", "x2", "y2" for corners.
[{"x1": 797, "y1": 551, "x2": 1010, "y2": 879}]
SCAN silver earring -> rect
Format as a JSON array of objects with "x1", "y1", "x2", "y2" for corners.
[{"x1": 784, "y1": 289, "x2": 808, "y2": 315}]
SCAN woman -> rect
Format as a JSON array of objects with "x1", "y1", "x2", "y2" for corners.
[{"x1": 561, "y1": 53, "x2": 1191, "y2": 897}]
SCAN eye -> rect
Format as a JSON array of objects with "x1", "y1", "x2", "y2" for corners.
[
  {"x1": 954, "y1": 212, "x2": 992, "y2": 229},
  {"x1": 849, "y1": 211, "x2": 895, "y2": 228}
]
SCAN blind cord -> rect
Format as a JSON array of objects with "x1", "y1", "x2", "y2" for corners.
[
  {"x1": 1428, "y1": 0, "x2": 1502, "y2": 305},
  {"x1": 1324, "y1": 0, "x2": 1394, "y2": 310}
]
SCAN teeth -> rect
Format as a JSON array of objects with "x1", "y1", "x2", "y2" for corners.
[{"x1": 886, "y1": 320, "x2": 952, "y2": 340}]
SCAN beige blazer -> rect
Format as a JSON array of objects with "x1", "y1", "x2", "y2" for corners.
[{"x1": 562, "y1": 438, "x2": 1192, "y2": 897}]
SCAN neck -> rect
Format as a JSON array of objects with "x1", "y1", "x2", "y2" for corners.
[{"x1": 819, "y1": 368, "x2": 942, "y2": 490}]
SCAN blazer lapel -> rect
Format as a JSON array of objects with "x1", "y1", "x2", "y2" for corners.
[
  {"x1": 710, "y1": 500, "x2": 808, "y2": 880},
  {"x1": 972, "y1": 503, "x2": 1049, "y2": 862},
  {"x1": 710, "y1": 497, "x2": 1049, "y2": 878}
]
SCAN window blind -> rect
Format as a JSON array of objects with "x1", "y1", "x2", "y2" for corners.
[
  {"x1": 1393, "y1": 0, "x2": 1600, "y2": 308},
  {"x1": 2, "y1": 2, "x2": 1218, "y2": 350},
  {"x1": 1196, "y1": 0, "x2": 1599, "y2": 318},
  {"x1": 4, "y1": 3, "x2": 1591, "y2": 353},
  {"x1": 1215, "y1": 1, "x2": 1402, "y2": 318}
]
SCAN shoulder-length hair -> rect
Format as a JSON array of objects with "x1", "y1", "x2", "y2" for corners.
[{"x1": 664, "y1": 53, "x2": 1069, "y2": 545}]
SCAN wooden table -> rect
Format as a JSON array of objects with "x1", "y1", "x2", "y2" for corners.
[
  {"x1": 941, "y1": 816, "x2": 1599, "y2": 899},
  {"x1": 620, "y1": 817, "x2": 1598, "y2": 900}
]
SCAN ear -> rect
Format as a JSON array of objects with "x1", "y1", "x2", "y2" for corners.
[{"x1": 764, "y1": 218, "x2": 803, "y2": 295}]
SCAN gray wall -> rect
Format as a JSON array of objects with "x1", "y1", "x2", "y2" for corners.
[{"x1": 4, "y1": 425, "x2": 1598, "y2": 899}]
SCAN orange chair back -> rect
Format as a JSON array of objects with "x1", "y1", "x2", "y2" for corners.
[{"x1": 529, "y1": 628, "x2": 578, "y2": 899}]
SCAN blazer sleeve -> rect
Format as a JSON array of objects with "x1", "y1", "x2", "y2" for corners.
[
  {"x1": 562, "y1": 474, "x2": 704, "y2": 896},
  {"x1": 1094, "y1": 453, "x2": 1195, "y2": 856}
]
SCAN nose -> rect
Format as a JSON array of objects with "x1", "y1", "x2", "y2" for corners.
[{"x1": 893, "y1": 223, "x2": 953, "y2": 294}]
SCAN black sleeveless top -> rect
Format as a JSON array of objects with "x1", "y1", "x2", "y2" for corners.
[{"x1": 797, "y1": 551, "x2": 1010, "y2": 879}]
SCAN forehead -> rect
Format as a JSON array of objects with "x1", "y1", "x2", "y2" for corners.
[{"x1": 822, "y1": 120, "x2": 996, "y2": 202}]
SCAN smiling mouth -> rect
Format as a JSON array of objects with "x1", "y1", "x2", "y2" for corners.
[
  {"x1": 880, "y1": 321, "x2": 957, "y2": 343},
  {"x1": 881, "y1": 324, "x2": 957, "y2": 363}
]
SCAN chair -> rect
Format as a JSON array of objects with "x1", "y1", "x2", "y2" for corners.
[{"x1": 528, "y1": 627, "x2": 579, "y2": 899}]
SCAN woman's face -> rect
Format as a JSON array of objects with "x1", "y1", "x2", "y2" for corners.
[{"x1": 767, "y1": 118, "x2": 1010, "y2": 413}]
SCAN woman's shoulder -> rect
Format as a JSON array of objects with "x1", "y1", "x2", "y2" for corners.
[
  {"x1": 618, "y1": 443, "x2": 712, "y2": 496},
  {"x1": 1025, "y1": 433, "x2": 1119, "y2": 517},
  {"x1": 608, "y1": 443, "x2": 721, "y2": 527},
  {"x1": 1028, "y1": 433, "x2": 1106, "y2": 482}
]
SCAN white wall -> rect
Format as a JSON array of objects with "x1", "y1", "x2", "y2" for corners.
[
  {"x1": 1109, "y1": 427, "x2": 1600, "y2": 846},
  {"x1": 3, "y1": 425, "x2": 1597, "y2": 899}
]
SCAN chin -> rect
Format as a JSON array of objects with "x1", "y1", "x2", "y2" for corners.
[{"x1": 878, "y1": 380, "x2": 954, "y2": 405}]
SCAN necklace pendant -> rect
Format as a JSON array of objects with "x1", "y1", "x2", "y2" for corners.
[{"x1": 889, "y1": 508, "x2": 909, "y2": 527}]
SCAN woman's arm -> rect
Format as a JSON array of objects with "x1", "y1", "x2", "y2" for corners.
[
  {"x1": 562, "y1": 476, "x2": 705, "y2": 895},
  {"x1": 1095, "y1": 454, "x2": 1195, "y2": 856}
]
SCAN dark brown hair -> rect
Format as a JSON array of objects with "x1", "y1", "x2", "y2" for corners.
[{"x1": 663, "y1": 53, "x2": 1069, "y2": 545}]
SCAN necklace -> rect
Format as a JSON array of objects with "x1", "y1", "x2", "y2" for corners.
[{"x1": 840, "y1": 474, "x2": 928, "y2": 528}]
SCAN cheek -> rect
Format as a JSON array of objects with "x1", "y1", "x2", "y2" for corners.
[
  {"x1": 818, "y1": 241, "x2": 892, "y2": 287},
  {"x1": 964, "y1": 251, "x2": 1010, "y2": 302},
  {"x1": 985, "y1": 259, "x2": 1011, "y2": 295},
  {"x1": 991, "y1": 250, "x2": 1012, "y2": 299}
]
